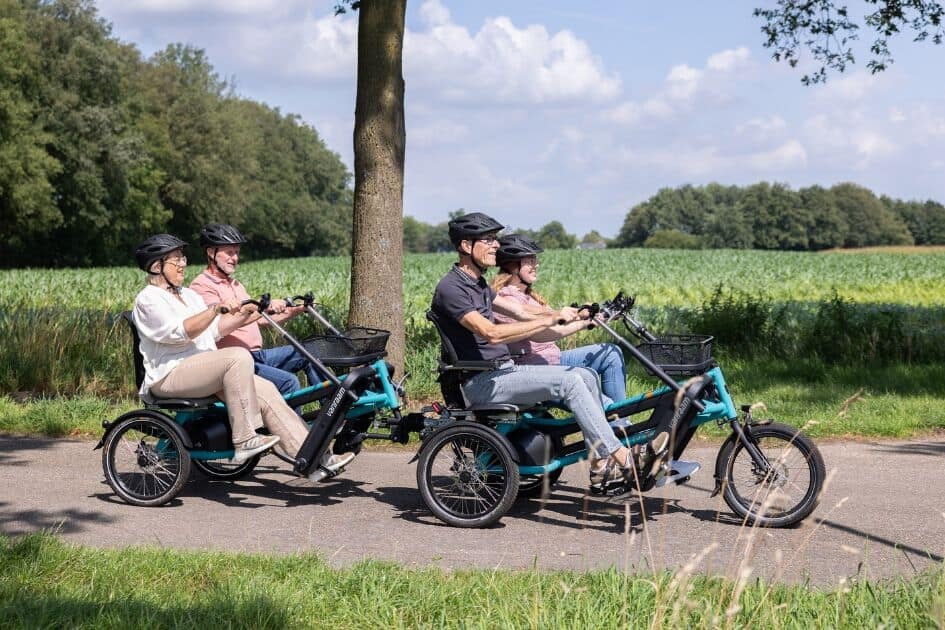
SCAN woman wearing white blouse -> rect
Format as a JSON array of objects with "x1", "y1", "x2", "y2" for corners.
[{"x1": 131, "y1": 234, "x2": 352, "y2": 478}]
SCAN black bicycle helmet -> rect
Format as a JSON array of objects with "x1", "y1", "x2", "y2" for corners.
[
  {"x1": 134, "y1": 234, "x2": 187, "y2": 272},
  {"x1": 496, "y1": 233, "x2": 544, "y2": 267},
  {"x1": 447, "y1": 212, "x2": 504, "y2": 246},
  {"x1": 199, "y1": 223, "x2": 248, "y2": 247}
]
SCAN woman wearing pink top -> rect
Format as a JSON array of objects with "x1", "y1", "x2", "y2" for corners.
[
  {"x1": 490, "y1": 234, "x2": 626, "y2": 405},
  {"x1": 491, "y1": 233, "x2": 701, "y2": 485}
]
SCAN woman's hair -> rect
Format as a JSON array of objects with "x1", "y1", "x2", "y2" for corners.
[{"x1": 490, "y1": 265, "x2": 548, "y2": 306}]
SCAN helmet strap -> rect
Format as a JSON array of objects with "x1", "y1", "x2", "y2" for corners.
[
  {"x1": 149, "y1": 261, "x2": 181, "y2": 293},
  {"x1": 208, "y1": 248, "x2": 232, "y2": 278},
  {"x1": 510, "y1": 265, "x2": 531, "y2": 287}
]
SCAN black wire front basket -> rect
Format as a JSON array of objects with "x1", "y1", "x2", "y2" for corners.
[
  {"x1": 636, "y1": 334, "x2": 714, "y2": 376},
  {"x1": 302, "y1": 327, "x2": 390, "y2": 368}
]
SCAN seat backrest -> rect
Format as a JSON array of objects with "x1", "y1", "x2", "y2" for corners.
[
  {"x1": 426, "y1": 309, "x2": 460, "y2": 366},
  {"x1": 426, "y1": 309, "x2": 467, "y2": 407},
  {"x1": 121, "y1": 311, "x2": 146, "y2": 390}
]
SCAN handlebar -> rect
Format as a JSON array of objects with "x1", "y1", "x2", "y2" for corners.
[{"x1": 218, "y1": 294, "x2": 271, "y2": 315}]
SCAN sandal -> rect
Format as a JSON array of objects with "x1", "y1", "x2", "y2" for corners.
[
  {"x1": 637, "y1": 431, "x2": 670, "y2": 479},
  {"x1": 589, "y1": 461, "x2": 623, "y2": 494}
]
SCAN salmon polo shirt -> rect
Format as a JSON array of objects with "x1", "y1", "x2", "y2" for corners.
[{"x1": 189, "y1": 270, "x2": 264, "y2": 351}]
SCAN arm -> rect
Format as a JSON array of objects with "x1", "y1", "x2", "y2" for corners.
[
  {"x1": 183, "y1": 303, "x2": 235, "y2": 338},
  {"x1": 492, "y1": 295, "x2": 550, "y2": 320},
  {"x1": 255, "y1": 298, "x2": 304, "y2": 327},
  {"x1": 528, "y1": 318, "x2": 593, "y2": 342},
  {"x1": 214, "y1": 306, "x2": 258, "y2": 338},
  {"x1": 189, "y1": 276, "x2": 263, "y2": 336},
  {"x1": 135, "y1": 289, "x2": 236, "y2": 345},
  {"x1": 458, "y1": 310, "x2": 563, "y2": 345}
]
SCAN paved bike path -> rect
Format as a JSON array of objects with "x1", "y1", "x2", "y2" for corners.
[{"x1": 1, "y1": 435, "x2": 943, "y2": 586}]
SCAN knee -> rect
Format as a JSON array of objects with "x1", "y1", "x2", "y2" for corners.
[
  {"x1": 603, "y1": 344, "x2": 624, "y2": 367},
  {"x1": 255, "y1": 377, "x2": 281, "y2": 401},
  {"x1": 217, "y1": 346, "x2": 253, "y2": 368},
  {"x1": 560, "y1": 371, "x2": 589, "y2": 398}
]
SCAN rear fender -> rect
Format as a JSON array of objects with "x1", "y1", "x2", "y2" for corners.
[{"x1": 95, "y1": 408, "x2": 194, "y2": 450}]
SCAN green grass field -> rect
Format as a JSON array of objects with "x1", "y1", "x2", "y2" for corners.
[
  {"x1": 1, "y1": 247, "x2": 944, "y2": 438},
  {"x1": 2, "y1": 533, "x2": 942, "y2": 628}
]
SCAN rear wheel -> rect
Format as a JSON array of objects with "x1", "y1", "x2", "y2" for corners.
[
  {"x1": 102, "y1": 414, "x2": 191, "y2": 507},
  {"x1": 417, "y1": 423, "x2": 519, "y2": 528},
  {"x1": 719, "y1": 422, "x2": 824, "y2": 527},
  {"x1": 192, "y1": 455, "x2": 260, "y2": 480}
]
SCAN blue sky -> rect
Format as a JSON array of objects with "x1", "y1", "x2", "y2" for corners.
[{"x1": 96, "y1": 0, "x2": 945, "y2": 238}]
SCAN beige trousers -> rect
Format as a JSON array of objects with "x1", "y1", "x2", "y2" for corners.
[{"x1": 151, "y1": 347, "x2": 309, "y2": 455}]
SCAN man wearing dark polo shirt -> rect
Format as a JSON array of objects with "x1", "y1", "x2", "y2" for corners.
[{"x1": 431, "y1": 213, "x2": 663, "y2": 491}]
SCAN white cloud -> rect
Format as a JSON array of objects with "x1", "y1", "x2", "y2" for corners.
[
  {"x1": 814, "y1": 71, "x2": 882, "y2": 102},
  {"x1": 706, "y1": 46, "x2": 751, "y2": 72},
  {"x1": 748, "y1": 139, "x2": 808, "y2": 170},
  {"x1": 607, "y1": 46, "x2": 754, "y2": 126},
  {"x1": 404, "y1": 2, "x2": 621, "y2": 105}
]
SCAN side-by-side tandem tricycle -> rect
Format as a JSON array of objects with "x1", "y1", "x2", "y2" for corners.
[{"x1": 97, "y1": 291, "x2": 825, "y2": 528}]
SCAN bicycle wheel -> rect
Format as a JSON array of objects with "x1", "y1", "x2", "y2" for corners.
[
  {"x1": 102, "y1": 414, "x2": 191, "y2": 507},
  {"x1": 718, "y1": 422, "x2": 825, "y2": 527},
  {"x1": 192, "y1": 455, "x2": 260, "y2": 480},
  {"x1": 417, "y1": 423, "x2": 519, "y2": 528}
]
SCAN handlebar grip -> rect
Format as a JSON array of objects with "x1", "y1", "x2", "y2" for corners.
[
  {"x1": 557, "y1": 318, "x2": 566, "y2": 325},
  {"x1": 218, "y1": 306, "x2": 229, "y2": 314}
]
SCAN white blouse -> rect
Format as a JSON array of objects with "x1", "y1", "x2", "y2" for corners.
[{"x1": 132, "y1": 284, "x2": 221, "y2": 399}]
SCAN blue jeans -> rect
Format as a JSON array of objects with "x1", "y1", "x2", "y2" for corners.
[
  {"x1": 559, "y1": 343, "x2": 627, "y2": 405},
  {"x1": 251, "y1": 345, "x2": 321, "y2": 397},
  {"x1": 463, "y1": 362, "x2": 622, "y2": 459}
]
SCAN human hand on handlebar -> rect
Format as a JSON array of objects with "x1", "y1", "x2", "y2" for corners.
[
  {"x1": 211, "y1": 298, "x2": 242, "y2": 315},
  {"x1": 552, "y1": 306, "x2": 582, "y2": 325}
]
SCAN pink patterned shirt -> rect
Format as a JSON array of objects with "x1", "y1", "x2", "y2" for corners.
[
  {"x1": 189, "y1": 270, "x2": 264, "y2": 351},
  {"x1": 494, "y1": 286, "x2": 562, "y2": 365}
]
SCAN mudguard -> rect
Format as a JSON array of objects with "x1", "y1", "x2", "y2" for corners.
[
  {"x1": 94, "y1": 408, "x2": 194, "y2": 451},
  {"x1": 710, "y1": 418, "x2": 773, "y2": 497}
]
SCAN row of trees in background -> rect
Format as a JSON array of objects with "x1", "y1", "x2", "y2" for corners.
[
  {"x1": 404, "y1": 213, "x2": 607, "y2": 254},
  {"x1": 614, "y1": 182, "x2": 945, "y2": 251},
  {"x1": 403, "y1": 181, "x2": 945, "y2": 254},
  {"x1": 0, "y1": 0, "x2": 352, "y2": 268}
]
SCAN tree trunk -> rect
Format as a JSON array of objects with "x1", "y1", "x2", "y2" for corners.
[{"x1": 348, "y1": 0, "x2": 407, "y2": 375}]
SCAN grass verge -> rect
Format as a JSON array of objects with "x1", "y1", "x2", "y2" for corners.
[
  {"x1": 1, "y1": 533, "x2": 942, "y2": 628},
  {"x1": 2, "y1": 360, "x2": 942, "y2": 441}
]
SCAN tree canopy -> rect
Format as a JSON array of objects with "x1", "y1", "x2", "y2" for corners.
[
  {"x1": 613, "y1": 182, "x2": 941, "y2": 250},
  {"x1": 0, "y1": 0, "x2": 352, "y2": 268}
]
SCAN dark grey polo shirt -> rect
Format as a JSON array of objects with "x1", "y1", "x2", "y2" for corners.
[{"x1": 431, "y1": 264, "x2": 511, "y2": 362}]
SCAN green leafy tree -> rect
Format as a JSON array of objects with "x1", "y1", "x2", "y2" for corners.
[
  {"x1": 703, "y1": 204, "x2": 754, "y2": 249},
  {"x1": 830, "y1": 183, "x2": 913, "y2": 247},
  {"x1": 800, "y1": 185, "x2": 847, "y2": 250},
  {"x1": 536, "y1": 221, "x2": 577, "y2": 250},
  {"x1": 0, "y1": 1, "x2": 61, "y2": 265}
]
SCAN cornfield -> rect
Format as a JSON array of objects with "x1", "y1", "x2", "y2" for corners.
[{"x1": 1, "y1": 248, "x2": 943, "y2": 399}]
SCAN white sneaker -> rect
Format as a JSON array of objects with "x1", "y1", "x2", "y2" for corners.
[
  {"x1": 307, "y1": 451, "x2": 356, "y2": 483},
  {"x1": 229, "y1": 434, "x2": 280, "y2": 464}
]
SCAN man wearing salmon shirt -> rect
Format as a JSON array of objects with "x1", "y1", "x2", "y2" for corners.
[{"x1": 189, "y1": 223, "x2": 321, "y2": 397}]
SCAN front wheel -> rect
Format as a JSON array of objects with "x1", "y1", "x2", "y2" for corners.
[
  {"x1": 102, "y1": 413, "x2": 191, "y2": 507},
  {"x1": 718, "y1": 422, "x2": 825, "y2": 527},
  {"x1": 416, "y1": 423, "x2": 519, "y2": 528}
]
